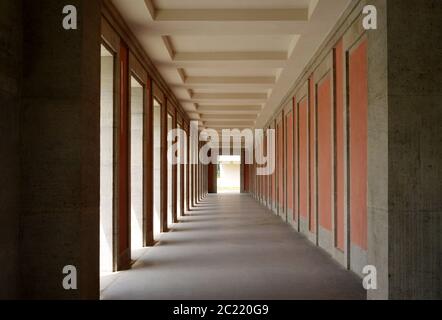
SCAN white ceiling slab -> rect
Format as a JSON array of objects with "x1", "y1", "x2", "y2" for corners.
[
  {"x1": 197, "y1": 105, "x2": 262, "y2": 114},
  {"x1": 170, "y1": 35, "x2": 294, "y2": 52},
  {"x1": 184, "y1": 67, "x2": 280, "y2": 77},
  {"x1": 111, "y1": 0, "x2": 351, "y2": 130},
  {"x1": 153, "y1": 0, "x2": 312, "y2": 10}
]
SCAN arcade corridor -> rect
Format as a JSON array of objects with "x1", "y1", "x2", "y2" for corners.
[{"x1": 0, "y1": 0, "x2": 441, "y2": 301}]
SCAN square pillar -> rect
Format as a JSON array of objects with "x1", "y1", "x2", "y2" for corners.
[
  {"x1": 368, "y1": 0, "x2": 442, "y2": 299},
  {"x1": 20, "y1": 0, "x2": 101, "y2": 299}
]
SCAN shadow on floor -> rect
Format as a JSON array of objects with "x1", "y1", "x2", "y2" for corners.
[{"x1": 101, "y1": 194, "x2": 366, "y2": 300}]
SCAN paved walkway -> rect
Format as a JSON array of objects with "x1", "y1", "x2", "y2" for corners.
[{"x1": 101, "y1": 194, "x2": 366, "y2": 300}]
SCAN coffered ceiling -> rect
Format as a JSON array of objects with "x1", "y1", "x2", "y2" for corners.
[{"x1": 111, "y1": 0, "x2": 351, "y2": 129}]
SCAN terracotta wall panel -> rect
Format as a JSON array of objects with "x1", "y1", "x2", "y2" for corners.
[
  {"x1": 294, "y1": 98, "x2": 298, "y2": 223},
  {"x1": 334, "y1": 40, "x2": 345, "y2": 251},
  {"x1": 278, "y1": 122, "x2": 284, "y2": 207},
  {"x1": 286, "y1": 112, "x2": 293, "y2": 211},
  {"x1": 317, "y1": 75, "x2": 333, "y2": 231},
  {"x1": 299, "y1": 99, "x2": 309, "y2": 218}
]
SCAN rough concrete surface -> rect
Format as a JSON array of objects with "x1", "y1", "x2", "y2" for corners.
[
  {"x1": 0, "y1": 0, "x2": 22, "y2": 300},
  {"x1": 387, "y1": 0, "x2": 442, "y2": 299},
  {"x1": 19, "y1": 0, "x2": 101, "y2": 299}
]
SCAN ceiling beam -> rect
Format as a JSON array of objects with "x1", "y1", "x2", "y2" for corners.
[
  {"x1": 158, "y1": 60, "x2": 286, "y2": 68},
  {"x1": 202, "y1": 119, "x2": 256, "y2": 124},
  {"x1": 174, "y1": 52, "x2": 287, "y2": 62},
  {"x1": 205, "y1": 127, "x2": 250, "y2": 137},
  {"x1": 186, "y1": 76, "x2": 276, "y2": 85},
  {"x1": 144, "y1": 0, "x2": 156, "y2": 20},
  {"x1": 176, "y1": 68, "x2": 186, "y2": 83},
  {"x1": 191, "y1": 92, "x2": 268, "y2": 100},
  {"x1": 197, "y1": 105, "x2": 262, "y2": 113},
  {"x1": 200, "y1": 114, "x2": 257, "y2": 121},
  {"x1": 154, "y1": 9, "x2": 309, "y2": 22},
  {"x1": 204, "y1": 121, "x2": 255, "y2": 128},
  {"x1": 161, "y1": 36, "x2": 175, "y2": 60}
]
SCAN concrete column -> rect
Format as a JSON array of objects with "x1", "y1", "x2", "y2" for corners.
[
  {"x1": 160, "y1": 98, "x2": 168, "y2": 232},
  {"x1": 172, "y1": 112, "x2": 178, "y2": 223},
  {"x1": 200, "y1": 148, "x2": 203, "y2": 200},
  {"x1": 368, "y1": 0, "x2": 442, "y2": 299},
  {"x1": 240, "y1": 149, "x2": 245, "y2": 193},
  {"x1": 205, "y1": 164, "x2": 208, "y2": 195},
  {"x1": 208, "y1": 149, "x2": 217, "y2": 194},
  {"x1": 199, "y1": 145, "x2": 201, "y2": 199},
  {"x1": 144, "y1": 80, "x2": 154, "y2": 246},
  {"x1": 20, "y1": 0, "x2": 101, "y2": 299},
  {"x1": 387, "y1": 0, "x2": 442, "y2": 300},
  {"x1": 186, "y1": 129, "x2": 191, "y2": 210},
  {"x1": 203, "y1": 164, "x2": 205, "y2": 196},
  {"x1": 190, "y1": 133, "x2": 194, "y2": 207},
  {"x1": 197, "y1": 143, "x2": 200, "y2": 202},
  {"x1": 0, "y1": 0, "x2": 22, "y2": 299},
  {"x1": 190, "y1": 146, "x2": 194, "y2": 208},
  {"x1": 194, "y1": 142, "x2": 199, "y2": 204}
]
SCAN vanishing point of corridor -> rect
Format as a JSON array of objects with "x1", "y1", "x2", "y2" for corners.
[{"x1": 101, "y1": 194, "x2": 364, "y2": 300}]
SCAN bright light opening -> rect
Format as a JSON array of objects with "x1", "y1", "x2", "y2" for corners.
[
  {"x1": 130, "y1": 76, "x2": 143, "y2": 254},
  {"x1": 153, "y1": 99, "x2": 161, "y2": 239},
  {"x1": 167, "y1": 114, "x2": 173, "y2": 228},
  {"x1": 183, "y1": 133, "x2": 188, "y2": 212},
  {"x1": 100, "y1": 45, "x2": 114, "y2": 274},
  {"x1": 217, "y1": 155, "x2": 241, "y2": 194},
  {"x1": 177, "y1": 124, "x2": 182, "y2": 218}
]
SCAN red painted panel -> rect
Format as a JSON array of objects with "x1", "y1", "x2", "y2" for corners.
[
  {"x1": 118, "y1": 42, "x2": 130, "y2": 266},
  {"x1": 258, "y1": 165, "x2": 264, "y2": 199},
  {"x1": 272, "y1": 127, "x2": 276, "y2": 204},
  {"x1": 335, "y1": 40, "x2": 345, "y2": 251},
  {"x1": 309, "y1": 77, "x2": 316, "y2": 233},
  {"x1": 278, "y1": 122, "x2": 284, "y2": 207},
  {"x1": 208, "y1": 162, "x2": 216, "y2": 193},
  {"x1": 255, "y1": 161, "x2": 258, "y2": 196},
  {"x1": 275, "y1": 125, "x2": 279, "y2": 204},
  {"x1": 266, "y1": 134, "x2": 270, "y2": 203},
  {"x1": 264, "y1": 134, "x2": 269, "y2": 201},
  {"x1": 286, "y1": 112, "x2": 293, "y2": 211},
  {"x1": 349, "y1": 39, "x2": 368, "y2": 250},
  {"x1": 317, "y1": 75, "x2": 333, "y2": 231},
  {"x1": 244, "y1": 164, "x2": 250, "y2": 192},
  {"x1": 298, "y1": 98, "x2": 308, "y2": 218},
  {"x1": 293, "y1": 97, "x2": 298, "y2": 223},
  {"x1": 259, "y1": 166, "x2": 262, "y2": 198}
]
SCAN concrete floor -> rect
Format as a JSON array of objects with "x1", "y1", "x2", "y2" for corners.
[{"x1": 101, "y1": 194, "x2": 366, "y2": 300}]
